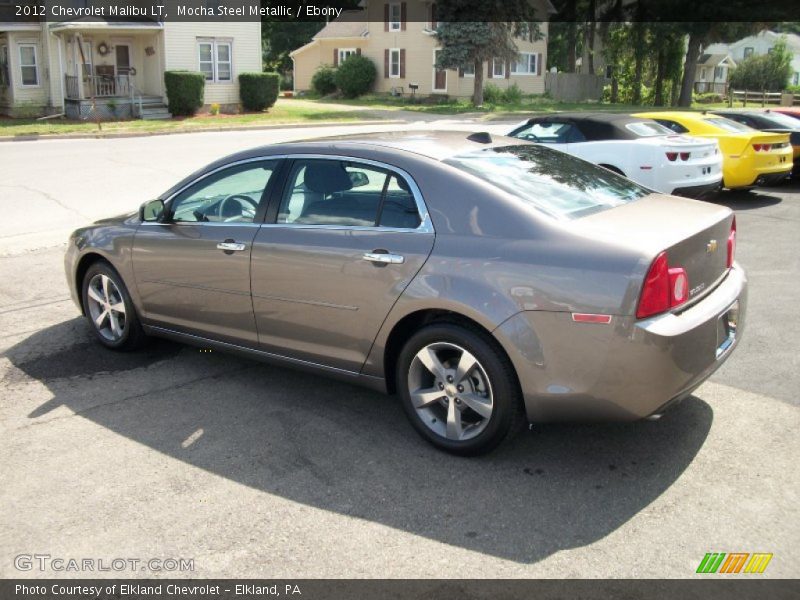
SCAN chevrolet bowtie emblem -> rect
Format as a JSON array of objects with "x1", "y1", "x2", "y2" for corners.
[{"x1": 707, "y1": 239, "x2": 718, "y2": 253}]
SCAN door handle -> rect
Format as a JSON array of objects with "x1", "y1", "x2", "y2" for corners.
[
  {"x1": 363, "y1": 251, "x2": 404, "y2": 264},
  {"x1": 217, "y1": 241, "x2": 247, "y2": 252}
]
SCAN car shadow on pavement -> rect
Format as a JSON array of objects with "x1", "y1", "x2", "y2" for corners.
[
  {"x1": 711, "y1": 189, "x2": 783, "y2": 210},
  {"x1": 6, "y1": 318, "x2": 713, "y2": 565}
]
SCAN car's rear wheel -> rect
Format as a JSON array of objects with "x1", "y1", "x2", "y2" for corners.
[
  {"x1": 82, "y1": 261, "x2": 146, "y2": 351},
  {"x1": 397, "y1": 323, "x2": 522, "y2": 455}
]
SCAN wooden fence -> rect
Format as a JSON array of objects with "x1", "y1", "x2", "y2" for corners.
[{"x1": 728, "y1": 90, "x2": 800, "y2": 107}]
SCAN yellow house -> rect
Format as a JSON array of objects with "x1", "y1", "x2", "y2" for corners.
[
  {"x1": 0, "y1": 19, "x2": 261, "y2": 119},
  {"x1": 291, "y1": 1, "x2": 555, "y2": 98}
]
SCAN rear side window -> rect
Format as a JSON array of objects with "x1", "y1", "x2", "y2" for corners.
[
  {"x1": 625, "y1": 121, "x2": 674, "y2": 137},
  {"x1": 277, "y1": 159, "x2": 421, "y2": 229},
  {"x1": 654, "y1": 119, "x2": 689, "y2": 134},
  {"x1": 444, "y1": 145, "x2": 649, "y2": 220}
]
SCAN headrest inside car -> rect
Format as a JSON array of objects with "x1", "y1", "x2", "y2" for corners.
[{"x1": 304, "y1": 162, "x2": 354, "y2": 195}]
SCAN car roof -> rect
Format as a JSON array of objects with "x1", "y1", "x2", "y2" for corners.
[
  {"x1": 522, "y1": 112, "x2": 663, "y2": 141},
  {"x1": 223, "y1": 131, "x2": 529, "y2": 163}
]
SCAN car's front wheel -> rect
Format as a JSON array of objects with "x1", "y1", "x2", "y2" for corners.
[
  {"x1": 82, "y1": 261, "x2": 146, "y2": 351},
  {"x1": 397, "y1": 323, "x2": 522, "y2": 455}
]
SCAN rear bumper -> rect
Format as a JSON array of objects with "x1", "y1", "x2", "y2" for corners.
[
  {"x1": 494, "y1": 264, "x2": 747, "y2": 422},
  {"x1": 672, "y1": 179, "x2": 723, "y2": 198}
]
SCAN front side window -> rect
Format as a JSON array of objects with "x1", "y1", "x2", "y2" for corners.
[
  {"x1": 511, "y1": 52, "x2": 536, "y2": 75},
  {"x1": 170, "y1": 160, "x2": 278, "y2": 223},
  {"x1": 277, "y1": 159, "x2": 420, "y2": 229},
  {"x1": 388, "y1": 2, "x2": 401, "y2": 31},
  {"x1": 445, "y1": 145, "x2": 649, "y2": 220},
  {"x1": 389, "y1": 48, "x2": 401, "y2": 78},
  {"x1": 198, "y1": 39, "x2": 232, "y2": 82},
  {"x1": 19, "y1": 44, "x2": 38, "y2": 86}
]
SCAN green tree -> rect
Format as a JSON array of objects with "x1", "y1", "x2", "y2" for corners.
[
  {"x1": 729, "y1": 37, "x2": 793, "y2": 91},
  {"x1": 434, "y1": 1, "x2": 540, "y2": 106}
]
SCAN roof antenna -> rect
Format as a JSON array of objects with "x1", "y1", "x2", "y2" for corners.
[{"x1": 467, "y1": 132, "x2": 492, "y2": 144}]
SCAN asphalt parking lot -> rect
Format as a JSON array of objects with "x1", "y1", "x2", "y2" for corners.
[{"x1": 1, "y1": 127, "x2": 798, "y2": 579}]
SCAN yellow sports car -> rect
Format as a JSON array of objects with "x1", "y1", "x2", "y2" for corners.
[{"x1": 635, "y1": 111, "x2": 792, "y2": 189}]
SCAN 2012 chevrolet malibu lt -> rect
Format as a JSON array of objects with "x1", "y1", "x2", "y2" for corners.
[{"x1": 65, "y1": 132, "x2": 746, "y2": 455}]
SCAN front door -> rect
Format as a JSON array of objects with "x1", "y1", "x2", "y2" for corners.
[
  {"x1": 250, "y1": 158, "x2": 435, "y2": 372},
  {"x1": 433, "y1": 49, "x2": 447, "y2": 92},
  {"x1": 132, "y1": 159, "x2": 281, "y2": 344},
  {"x1": 115, "y1": 44, "x2": 130, "y2": 75}
]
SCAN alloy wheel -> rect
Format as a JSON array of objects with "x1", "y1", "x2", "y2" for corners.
[
  {"x1": 86, "y1": 273, "x2": 127, "y2": 342},
  {"x1": 407, "y1": 342, "x2": 494, "y2": 441}
]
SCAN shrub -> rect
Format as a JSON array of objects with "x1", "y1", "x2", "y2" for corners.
[
  {"x1": 729, "y1": 38, "x2": 792, "y2": 92},
  {"x1": 280, "y1": 73, "x2": 293, "y2": 91},
  {"x1": 482, "y1": 83, "x2": 504, "y2": 104},
  {"x1": 334, "y1": 54, "x2": 377, "y2": 98},
  {"x1": 311, "y1": 66, "x2": 337, "y2": 96},
  {"x1": 239, "y1": 72, "x2": 280, "y2": 111},
  {"x1": 164, "y1": 71, "x2": 206, "y2": 116},
  {"x1": 693, "y1": 92, "x2": 724, "y2": 104},
  {"x1": 785, "y1": 84, "x2": 800, "y2": 94},
  {"x1": 503, "y1": 83, "x2": 523, "y2": 104},
  {"x1": 209, "y1": 102, "x2": 221, "y2": 115},
  {"x1": 164, "y1": 71, "x2": 205, "y2": 116}
]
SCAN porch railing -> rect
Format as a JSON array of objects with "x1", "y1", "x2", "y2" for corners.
[
  {"x1": 694, "y1": 81, "x2": 728, "y2": 95},
  {"x1": 64, "y1": 74, "x2": 132, "y2": 99}
]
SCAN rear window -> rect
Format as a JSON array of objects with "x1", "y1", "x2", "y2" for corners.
[
  {"x1": 703, "y1": 117, "x2": 754, "y2": 133},
  {"x1": 625, "y1": 121, "x2": 674, "y2": 137},
  {"x1": 761, "y1": 112, "x2": 800, "y2": 129},
  {"x1": 444, "y1": 145, "x2": 650, "y2": 220}
]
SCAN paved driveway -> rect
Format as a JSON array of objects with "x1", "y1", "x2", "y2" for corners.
[{"x1": 0, "y1": 127, "x2": 797, "y2": 578}]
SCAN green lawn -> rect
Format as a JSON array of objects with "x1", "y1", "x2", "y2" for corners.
[{"x1": 0, "y1": 102, "x2": 366, "y2": 138}]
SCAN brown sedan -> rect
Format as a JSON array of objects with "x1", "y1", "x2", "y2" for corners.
[{"x1": 65, "y1": 132, "x2": 746, "y2": 455}]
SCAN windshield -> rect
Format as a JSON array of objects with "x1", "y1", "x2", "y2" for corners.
[
  {"x1": 625, "y1": 121, "x2": 675, "y2": 137},
  {"x1": 704, "y1": 117, "x2": 755, "y2": 133},
  {"x1": 444, "y1": 145, "x2": 650, "y2": 220}
]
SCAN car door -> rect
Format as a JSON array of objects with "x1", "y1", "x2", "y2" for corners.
[
  {"x1": 132, "y1": 158, "x2": 282, "y2": 344},
  {"x1": 250, "y1": 157, "x2": 435, "y2": 372}
]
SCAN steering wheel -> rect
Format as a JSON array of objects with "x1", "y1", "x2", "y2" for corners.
[{"x1": 218, "y1": 194, "x2": 259, "y2": 221}]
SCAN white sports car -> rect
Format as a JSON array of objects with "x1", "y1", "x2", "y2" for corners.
[{"x1": 507, "y1": 113, "x2": 723, "y2": 198}]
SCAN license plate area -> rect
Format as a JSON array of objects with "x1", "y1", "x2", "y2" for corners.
[{"x1": 716, "y1": 300, "x2": 739, "y2": 359}]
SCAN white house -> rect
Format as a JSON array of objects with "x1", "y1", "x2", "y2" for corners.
[
  {"x1": 0, "y1": 19, "x2": 262, "y2": 119},
  {"x1": 693, "y1": 53, "x2": 736, "y2": 94},
  {"x1": 706, "y1": 30, "x2": 800, "y2": 89}
]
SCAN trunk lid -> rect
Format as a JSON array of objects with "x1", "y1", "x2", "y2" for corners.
[{"x1": 574, "y1": 194, "x2": 733, "y2": 308}]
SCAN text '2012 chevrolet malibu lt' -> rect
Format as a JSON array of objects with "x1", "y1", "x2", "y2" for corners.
[{"x1": 65, "y1": 131, "x2": 746, "y2": 455}]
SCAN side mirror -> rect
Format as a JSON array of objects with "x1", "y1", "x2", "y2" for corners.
[
  {"x1": 139, "y1": 199, "x2": 165, "y2": 222},
  {"x1": 349, "y1": 171, "x2": 369, "y2": 188}
]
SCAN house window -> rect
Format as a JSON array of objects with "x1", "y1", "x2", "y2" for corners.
[
  {"x1": 429, "y1": 2, "x2": 438, "y2": 30},
  {"x1": 511, "y1": 52, "x2": 536, "y2": 75},
  {"x1": 767, "y1": 47, "x2": 774, "y2": 55},
  {"x1": 462, "y1": 62, "x2": 475, "y2": 77},
  {"x1": 80, "y1": 41, "x2": 93, "y2": 77},
  {"x1": 700, "y1": 68, "x2": 707, "y2": 80},
  {"x1": 713, "y1": 66, "x2": 724, "y2": 80},
  {"x1": 492, "y1": 58, "x2": 505, "y2": 78},
  {"x1": 338, "y1": 48, "x2": 356, "y2": 64},
  {"x1": 793, "y1": 72, "x2": 799, "y2": 86},
  {"x1": 389, "y1": 48, "x2": 401, "y2": 78},
  {"x1": 0, "y1": 45, "x2": 9, "y2": 87},
  {"x1": 743, "y1": 47, "x2": 754, "y2": 58},
  {"x1": 388, "y1": 3, "x2": 401, "y2": 32},
  {"x1": 198, "y1": 39, "x2": 232, "y2": 83},
  {"x1": 18, "y1": 43, "x2": 39, "y2": 86}
]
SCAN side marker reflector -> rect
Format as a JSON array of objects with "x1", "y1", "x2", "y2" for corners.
[{"x1": 572, "y1": 313, "x2": 612, "y2": 324}]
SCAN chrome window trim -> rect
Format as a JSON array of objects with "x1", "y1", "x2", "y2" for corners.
[
  {"x1": 274, "y1": 153, "x2": 434, "y2": 234},
  {"x1": 146, "y1": 153, "x2": 434, "y2": 234}
]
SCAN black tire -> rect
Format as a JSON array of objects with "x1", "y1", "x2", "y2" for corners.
[
  {"x1": 81, "y1": 261, "x2": 147, "y2": 351},
  {"x1": 396, "y1": 322, "x2": 523, "y2": 456}
]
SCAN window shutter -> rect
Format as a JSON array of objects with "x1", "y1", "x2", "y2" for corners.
[
  {"x1": 506, "y1": 60, "x2": 511, "y2": 79},
  {"x1": 537, "y1": 53, "x2": 542, "y2": 76},
  {"x1": 458, "y1": 67, "x2": 464, "y2": 78},
  {"x1": 400, "y1": 49, "x2": 406, "y2": 78},
  {"x1": 356, "y1": 48, "x2": 361, "y2": 56},
  {"x1": 488, "y1": 60, "x2": 492, "y2": 78},
  {"x1": 333, "y1": 48, "x2": 339, "y2": 67},
  {"x1": 400, "y1": 2, "x2": 407, "y2": 31},
  {"x1": 384, "y1": 3, "x2": 389, "y2": 32},
  {"x1": 384, "y1": 48, "x2": 389, "y2": 78}
]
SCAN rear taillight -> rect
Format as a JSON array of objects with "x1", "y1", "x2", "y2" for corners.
[
  {"x1": 680, "y1": 152, "x2": 690, "y2": 161},
  {"x1": 636, "y1": 251, "x2": 690, "y2": 319},
  {"x1": 727, "y1": 216, "x2": 736, "y2": 269},
  {"x1": 666, "y1": 152, "x2": 678, "y2": 162},
  {"x1": 752, "y1": 143, "x2": 772, "y2": 152}
]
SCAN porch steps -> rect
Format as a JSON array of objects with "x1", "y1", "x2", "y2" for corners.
[{"x1": 138, "y1": 98, "x2": 172, "y2": 120}]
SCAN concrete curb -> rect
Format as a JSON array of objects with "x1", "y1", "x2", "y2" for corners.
[{"x1": 0, "y1": 119, "x2": 407, "y2": 142}]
